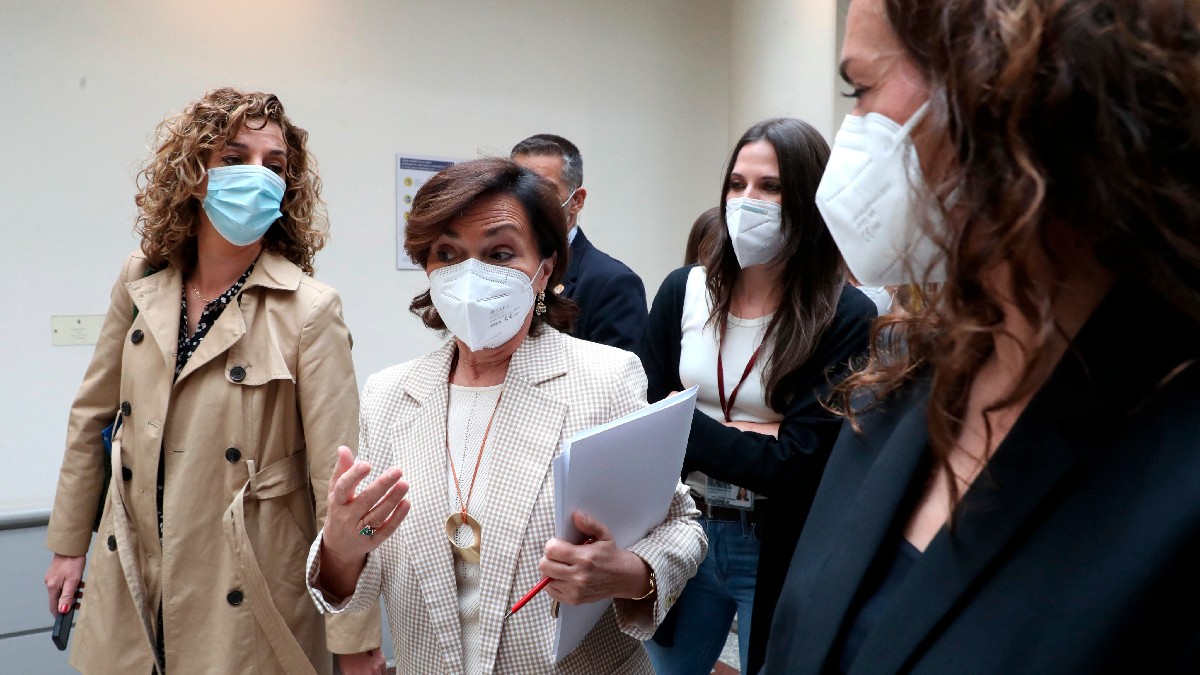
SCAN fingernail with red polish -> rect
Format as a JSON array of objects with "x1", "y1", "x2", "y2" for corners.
[{"x1": 59, "y1": 603, "x2": 68, "y2": 614}]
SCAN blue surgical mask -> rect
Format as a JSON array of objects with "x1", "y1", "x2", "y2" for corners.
[{"x1": 202, "y1": 165, "x2": 286, "y2": 246}]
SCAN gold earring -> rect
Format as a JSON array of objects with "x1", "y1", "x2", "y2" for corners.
[{"x1": 535, "y1": 291, "x2": 547, "y2": 317}]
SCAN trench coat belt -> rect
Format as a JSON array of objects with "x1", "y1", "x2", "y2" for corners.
[
  {"x1": 223, "y1": 452, "x2": 319, "y2": 675},
  {"x1": 109, "y1": 422, "x2": 317, "y2": 675},
  {"x1": 108, "y1": 414, "x2": 165, "y2": 675}
]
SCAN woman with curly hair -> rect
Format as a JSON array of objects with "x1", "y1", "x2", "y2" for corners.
[
  {"x1": 43, "y1": 88, "x2": 359, "y2": 674},
  {"x1": 763, "y1": 0, "x2": 1200, "y2": 672}
]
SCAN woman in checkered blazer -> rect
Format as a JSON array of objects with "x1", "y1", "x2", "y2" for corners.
[{"x1": 305, "y1": 158, "x2": 706, "y2": 674}]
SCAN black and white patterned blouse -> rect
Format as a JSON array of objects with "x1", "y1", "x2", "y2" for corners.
[
  {"x1": 174, "y1": 263, "x2": 254, "y2": 379},
  {"x1": 160, "y1": 262, "x2": 255, "y2": 538}
]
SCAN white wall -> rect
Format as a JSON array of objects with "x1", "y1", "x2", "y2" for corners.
[
  {"x1": 730, "y1": 0, "x2": 839, "y2": 142},
  {"x1": 834, "y1": 0, "x2": 855, "y2": 125},
  {"x1": 0, "y1": 0, "x2": 734, "y2": 514}
]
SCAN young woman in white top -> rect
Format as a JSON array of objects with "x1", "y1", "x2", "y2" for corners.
[{"x1": 639, "y1": 117, "x2": 877, "y2": 675}]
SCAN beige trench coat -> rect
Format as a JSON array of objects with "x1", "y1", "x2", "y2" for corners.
[{"x1": 46, "y1": 250, "x2": 370, "y2": 674}]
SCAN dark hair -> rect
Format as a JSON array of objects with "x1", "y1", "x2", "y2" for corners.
[
  {"x1": 703, "y1": 117, "x2": 846, "y2": 411},
  {"x1": 510, "y1": 133, "x2": 583, "y2": 191},
  {"x1": 838, "y1": 1, "x2": 1200, "y2": 492},
  {"x1": 405, "y1": 157, "x2": 578, "y2": 334},
  {"x1": 684, "y1": 206, "x2": 723, "y2": 265}
]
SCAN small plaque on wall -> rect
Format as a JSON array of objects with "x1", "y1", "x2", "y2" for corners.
[{"x1": 51, "y1": 315, "x2": 105, "y2": 346}]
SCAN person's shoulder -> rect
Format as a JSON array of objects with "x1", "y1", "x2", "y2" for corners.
[
  {"x1": 554, "y1": 330, "x2": 642, "y2": 375},
  {"x1": 838, "y1": 283, "x2": 880, "y2": 321},
  {"x1": 646, "y1": 265, "x2": 702, "y2": 320},
  {"x1": 836, "y1": 376, "x2": 931, "y2": 454},
  {"x1": 290, "y1": 278, "x2": 344, "y2": 322},
  {"x1": 296, "y1": 273, "x2": 337, "y2": 297},
  {"x1": 560, "y1": 336, "x2": 645, "y2": 403},
  {"x1": 358, "y1": 354, "x2": 439, "y2": 431},
  {"x1": 365, "y1": 361, "x2": 409, "y2": 387},
  {"x1": 578, "y1": 233, "x2": 641, "y2": 280},
  {"x1": 659, "y1": 264, "x2": 700, "y2": 293},
  {"x1": 811, "y1": 283, "x2": 879, "y2": 350},
  {"x1": 248, "y1": 250, "x2": 337, "y2": 301},
  {"x1": 1128, "y1": 360, "x2": 1200, "y2": 436},
  {"x1": 291, "y1": 264, "x2": 341, "y2": 304},
  {"x1": 1145, "y1": 408, "x2": 1200, "y2": 496},
  {"x1": 362, "y1": 356, "x2": 428, "y2": 403},
  {"x1": 591, "y1": 248, "x2": 639, "y2": 278},
  {"x1": 120, "y1": 249, "x2": 153, "y2": 280}
]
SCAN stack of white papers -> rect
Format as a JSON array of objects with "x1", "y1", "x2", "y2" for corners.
[{"x1": 551, "y1": 386, "x2": 699, "y2": 661}]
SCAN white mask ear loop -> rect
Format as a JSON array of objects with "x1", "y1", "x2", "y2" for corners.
[
  {"x1": 560, "y1": 188, "x2": 578, "y2": 210},
  {"x1": 530, "y1": 261, "x2": 548, "y2": 290},
  {"x1": 889, "y1": 101, "x2": 931, "y2": 150}
]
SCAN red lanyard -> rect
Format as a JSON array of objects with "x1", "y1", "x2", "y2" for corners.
[{"x1": 716, "y1": 318, "x2": 763, "y2": 423}]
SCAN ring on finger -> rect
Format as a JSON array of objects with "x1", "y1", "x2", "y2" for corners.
[{"x1": 359, "y1": 523, "x2": 376, "y2": 537}]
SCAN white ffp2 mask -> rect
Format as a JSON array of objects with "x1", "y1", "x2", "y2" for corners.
[
  {"x1": 725, "y1": 197, "x2": 784, "y2": 268},
  {"x1": 429, "y1": 258, "x2": 543, "y2": 352},
  {"x1": 816, "y1": 103, "x2": 947, "y2": 286}
]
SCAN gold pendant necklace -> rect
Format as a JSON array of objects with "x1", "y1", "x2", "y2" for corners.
[
  {"x1": 444, "y1": 511, "x2": 484, "y2": 564},
  {"x1": 445, "y1": 387, "x2": 503, "y2": 564}
]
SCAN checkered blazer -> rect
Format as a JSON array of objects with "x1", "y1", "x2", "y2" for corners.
[{"x1": 308, "y1": 328, "x2": 705, "y2": 674}]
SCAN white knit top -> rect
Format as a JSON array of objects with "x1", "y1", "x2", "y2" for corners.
[
  {"x1": 678, "y1": 266, "x2": 782, "y2": 498},
  {"x1": 445, "y1": 382, "x2": 504, "y2": 675}
]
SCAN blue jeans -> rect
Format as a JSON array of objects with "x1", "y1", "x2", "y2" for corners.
[{"x1": 646, "y1": 516, "x2": 760, "y2": 675}]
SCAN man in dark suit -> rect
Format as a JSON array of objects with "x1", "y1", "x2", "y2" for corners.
[{"x1": 511, "y1": 134, "x2": 647, "y2": 352}]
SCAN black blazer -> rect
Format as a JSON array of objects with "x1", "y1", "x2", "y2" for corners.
[
  {"x1": 561, "y1": 228, "x2": 647, "y2": 351},
  {"x1": 639, "y1": 265, "x2": 876, "y2": 672},
  {"x1": 763, "y1": 284, "x2": 1200, "y2": 674}
]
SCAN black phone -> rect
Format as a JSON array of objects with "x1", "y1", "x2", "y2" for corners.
[{"x1": 51, "y1": 602, "x2": 77, "y2": 651}]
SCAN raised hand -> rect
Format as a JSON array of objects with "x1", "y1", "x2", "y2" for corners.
[{"x1": 317, "y1": 446, "x2": 410, "y2": 600}]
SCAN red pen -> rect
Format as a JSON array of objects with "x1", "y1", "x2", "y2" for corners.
[{"x1": 505, "y1": 537, "x2": 596, "y2": 620}]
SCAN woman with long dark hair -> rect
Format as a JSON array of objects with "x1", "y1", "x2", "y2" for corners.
[
  {"x1": 640, "y1": 117, "x2": 876, "y2": 674},
  {"x1": 764, "y1": 0, "x2": 1200, "y2": 672}
]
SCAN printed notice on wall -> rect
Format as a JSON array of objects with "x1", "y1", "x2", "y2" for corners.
[
  {"x1": 397, "y1": 154, "x2": 458, "y2": 270},
  {"x1": 51, "y1": 315, "x2": 105, "y2": 346}
]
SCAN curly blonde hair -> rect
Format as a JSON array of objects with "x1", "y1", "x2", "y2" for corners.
[{"x1": 135, "y1": 87, "x2": 327, "y2": 275}]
